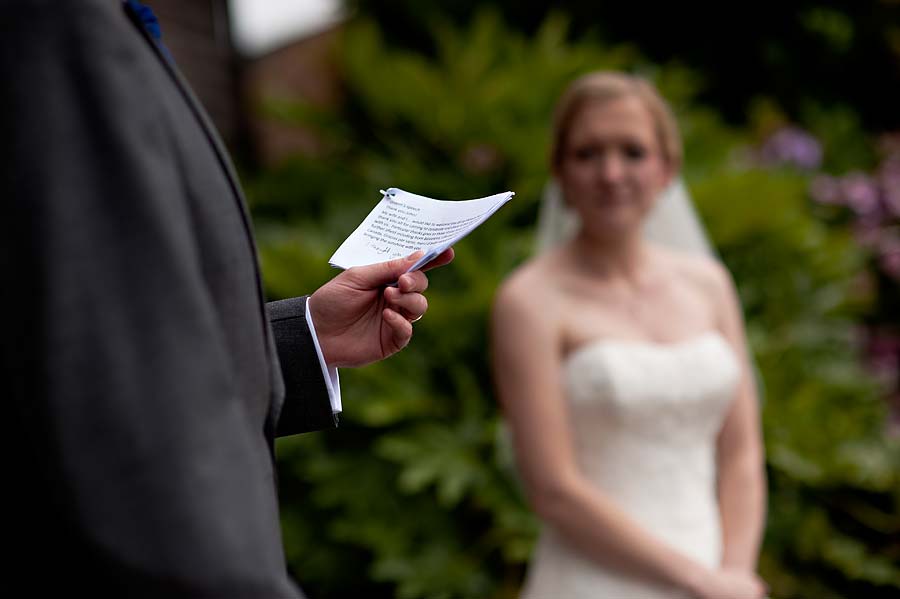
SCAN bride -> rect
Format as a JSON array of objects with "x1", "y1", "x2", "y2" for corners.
[{"x1": 491, "y1": 72, "x2": 767, "y2": 599}]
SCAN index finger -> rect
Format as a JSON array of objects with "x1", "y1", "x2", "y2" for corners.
[
  {"x1": 393, "y1": 247, "x2": 454, "y2": 290},
  {"x1": 398, "y1": 270, "x2": 428, "y2": 293},
  {"x1": 417, "y1": 247, "x2": 455, "y2": 273}
]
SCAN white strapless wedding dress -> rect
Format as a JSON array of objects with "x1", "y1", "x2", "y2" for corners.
[{"x1": 520, "y1": 332, "x2": 741, "y2": 599}]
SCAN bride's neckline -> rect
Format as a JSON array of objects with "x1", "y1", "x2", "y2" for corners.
[{"x1": 563, "y1": 330, "x2": 728, "y2": 364}]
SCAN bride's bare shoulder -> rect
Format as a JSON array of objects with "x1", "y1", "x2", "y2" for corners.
[
  {"x1": 494, "y1": 250, "x2": 567, "y2": 315},
  {"x1": 655, "y1": 245, "x2": 734, "y2": 297}
]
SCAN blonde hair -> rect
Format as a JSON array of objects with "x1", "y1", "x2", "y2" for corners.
[{"x1": 550, "y1": 72, "x2": 682, "y2": 172}]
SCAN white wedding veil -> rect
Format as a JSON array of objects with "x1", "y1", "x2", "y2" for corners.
[{"x1": 534, "y1": 177, "x2": 715, "y2": 256}]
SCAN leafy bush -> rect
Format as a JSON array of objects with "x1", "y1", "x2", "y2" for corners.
[{"x1": 244, "y1": 12, "x2": 900, "y2": 598}]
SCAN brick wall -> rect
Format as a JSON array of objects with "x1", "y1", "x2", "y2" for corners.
[
  {"x1": 241, "y1": 24, "x2": 343, "y2": 166},
  {"x1": 149, "y1": 0, "x2": 243, "y2": 150}
]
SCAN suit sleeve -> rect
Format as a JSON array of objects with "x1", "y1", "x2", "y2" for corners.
[
  {"x1": 2, "y1": 3, "x2": 300, "y2": 596},
  {"x1": 267, "y1": 297, "x2": 340, "y2": 436}
]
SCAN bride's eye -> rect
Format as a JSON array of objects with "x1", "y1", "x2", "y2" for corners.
[
  {"x1": 623, "y1": 144, "x2": 647, "y2": 161},
  {"x1": 572, "y1": 146, "x2": 600, "y2": 161}
]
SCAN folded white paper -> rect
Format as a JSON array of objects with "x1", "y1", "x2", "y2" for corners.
[{"x1": 329, "y1": 188, "x2": 514, "y2": 272}]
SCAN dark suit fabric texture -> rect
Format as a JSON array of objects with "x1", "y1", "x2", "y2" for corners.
[{"x1": 2, "y1": 1, "x2": 334, "y2": 596}]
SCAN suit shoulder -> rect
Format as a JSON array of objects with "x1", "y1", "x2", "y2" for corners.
[{"x1": 4, "y1": 0, "x2": 125, "y2": 35}]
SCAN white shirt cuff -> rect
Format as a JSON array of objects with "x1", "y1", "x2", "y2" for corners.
[{"x1": 304, "y1": 300, "x2": 342, "y2": 414}]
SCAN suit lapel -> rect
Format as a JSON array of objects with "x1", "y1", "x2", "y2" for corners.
[
  {"x1": 122, "y1": 3, "x2": 249, "y2": 220},
  {"x1": 122, "y1": 3, "x2": 283, "y2": 424}
]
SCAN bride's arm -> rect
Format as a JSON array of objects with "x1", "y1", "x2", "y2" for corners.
[
  {"x1": 491, "y1": 275, "x2": 711, "y2": 594},
  {"x1": 712, "y1": 264, "x2": 767, "y2": 571}
]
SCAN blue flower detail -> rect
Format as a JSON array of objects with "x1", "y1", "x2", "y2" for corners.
[{"x1": 125, "y1": 0, "x2": 163, "y2": 42}]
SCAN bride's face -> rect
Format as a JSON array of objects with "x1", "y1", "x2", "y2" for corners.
[{"x1": 556, "y1": 95, "x2": 672, "y2": 238}]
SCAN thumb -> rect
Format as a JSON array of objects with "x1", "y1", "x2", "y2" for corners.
[{"x1": 346, "y1": 251, "x2": 424, "y2": 288}]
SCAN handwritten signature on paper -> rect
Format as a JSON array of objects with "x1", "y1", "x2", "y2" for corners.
[{"x1": 365, "y1": 241, "x2": 402, "y2": 258}]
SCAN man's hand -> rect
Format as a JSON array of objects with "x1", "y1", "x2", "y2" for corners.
[{"x1": 308, "y1": 248, "x2": 454, "y2": 368}]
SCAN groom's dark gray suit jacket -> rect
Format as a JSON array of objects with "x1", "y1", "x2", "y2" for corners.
[{"x1": 2, "y1": 1, "x2": 335, "y2": 595}]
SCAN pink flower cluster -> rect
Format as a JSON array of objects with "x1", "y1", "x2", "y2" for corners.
[
  {"x1": 809, "y1": 133, "x2": 900, "y2": 281},
  {"x1": 863, "y1": 328, "x2": 900, "y2": 428},
  {"x1": 862, "y1": 328, "x2": 900, "y2": 386},
  {"x1": 770, "y1": 128, "x2": 900, "y2": 409},
  {"x1": 757, "y1": 126, "x2": 823, "y2": 170}
]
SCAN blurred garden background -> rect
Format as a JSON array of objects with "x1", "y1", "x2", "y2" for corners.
[{"x1": 161, "y1": 1, "x2": 899, "y2": 596}]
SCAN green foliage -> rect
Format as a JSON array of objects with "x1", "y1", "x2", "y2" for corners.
[
  {"x1": 243, "y1": 11, "x2": 900, "y2": 598},
  {"x1": 693, "y1": 167, "x2": 900, "y2": 595}
]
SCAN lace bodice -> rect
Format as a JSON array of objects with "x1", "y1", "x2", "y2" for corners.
[{"x1": 521, "y1": 332, "x2": 741, "y2": 599}]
